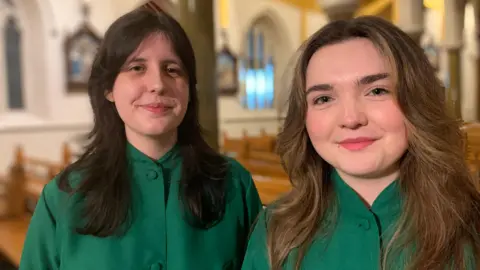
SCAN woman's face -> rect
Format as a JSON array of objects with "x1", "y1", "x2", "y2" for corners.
[
  {"x1": 106, "y1": 33, "x2": 189, "y2": 142},
  {"x1": 305, "y1": 38, "x2": 408, "y2": 180}
]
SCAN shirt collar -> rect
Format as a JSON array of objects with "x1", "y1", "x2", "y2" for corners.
[
  {"x1": 330, "y1": 169, "x2": 402, "y2": 220},
  {"x1": 126, "y1": 142, "x2": 181, "y2": 169}
]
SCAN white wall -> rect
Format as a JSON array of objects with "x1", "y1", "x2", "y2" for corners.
[{"x1": 0, "y1": 0, "x2": 142, "y2": 174}]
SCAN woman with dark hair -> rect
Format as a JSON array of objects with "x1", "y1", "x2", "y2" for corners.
[
  {"x1": 20, "y1": 8, "x2": 262, "y2": 270},
  {"x1": 242, "y1": 16, "x2": 480, "y2": 270}
]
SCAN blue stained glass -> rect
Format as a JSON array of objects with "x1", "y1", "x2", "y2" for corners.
[
  {"x1": 255, "y1": 69, "x2": 266, "y2": 109},
  {"x1": 265, "y1": 57, "x2": 274, "y2": 108},
  {"x1": 240, "y1": 28, "x2": 276, "y2": 110},
  {"x1": 246, "y1": 69, "x2": 256, "y2": 110}
]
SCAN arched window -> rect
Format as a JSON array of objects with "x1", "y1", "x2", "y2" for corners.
[
  {"x1": 4, "y1": 16, "x2": 24, "y2": 109},
  {"x1": 239, "y1": 23, "x2": 275, "y2": 110},
  {"x1": 2, "y1": 0, "x2": 24, "y2": 110}
]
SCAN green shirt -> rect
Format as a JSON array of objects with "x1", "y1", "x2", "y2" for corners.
[
  {"x1": 241, "y1": 169, "x2": 402, "y2": 269},
  {"x1": 20, "y1": 144, "x2": 263, "y2": 270}
]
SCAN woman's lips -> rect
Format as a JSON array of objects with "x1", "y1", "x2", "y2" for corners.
[{"x1": 338, "y1": 137, "x2": 377, "y2": 151}]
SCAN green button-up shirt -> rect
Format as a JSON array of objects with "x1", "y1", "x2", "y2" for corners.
[
  {"x1": 20, "y1": 144, "x2": 263, "y2": 270},
  {"x1": 242, "y1": 169, "x2": 401, "y2": 269}
]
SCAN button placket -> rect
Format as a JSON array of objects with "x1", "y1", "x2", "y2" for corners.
[
  {"x1": 140, "y1": 163, "x2": 167, "y2": 266},
  {"x1": 147, "y1": 170, "x2": 159, "y2": 180},
  {"x1": 146, "y1": 163, "x2": 164, "y2": 181},
  {"x1": 357, "y1": 219, "x2": 371, "y2": 231},
  {"x1": 148, "y1": 262, "x2": 164, "y2": 270}
]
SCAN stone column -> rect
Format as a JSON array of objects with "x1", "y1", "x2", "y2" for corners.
[
  {"x1": 474, "y1": 0, "x2": 480, "y2": 120},
  {"x1": 444, "y1": 0, "x2": 466, "y2": 119},
  {"x1": 317, "y1": 0, "x2": 359, "y2": 21},
  {"x1": 395, "y1": 0, "x2": 424, "y2": 44},
  {"x1": 177, "y1": 0, "x2": 219, "y2": 150}
]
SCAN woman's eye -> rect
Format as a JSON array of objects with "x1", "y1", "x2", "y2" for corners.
[
  {"x1": 368, "y1": 88, "x2": 389, "y2": 96},
  {"x1": 167, "y1": 67, "x2": 177, "y2": 73},
  {"x1": 129, "y1": 65, "x2": 145, "y2": 72},
  {"x1": 166, "y1": 66, "x2": 182, "y2": 77},
  {"x1": 314, "y1": 96, "x2": 332, "y2": 105}
]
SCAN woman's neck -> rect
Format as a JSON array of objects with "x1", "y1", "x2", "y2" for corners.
[
  {"x1": 126, "y1": 129, "x2": 178, "y2": 160},
  {"x1": 336, "y1": 168, "x2": 399, "y2": 207}
]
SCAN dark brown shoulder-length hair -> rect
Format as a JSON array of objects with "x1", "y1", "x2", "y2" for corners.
[
  {"x1": 270, "y1": 16, "x2": 480, "y2": 270},
  {"x1": 58, "y1": 8, "x2": 228, "y2": 236}
]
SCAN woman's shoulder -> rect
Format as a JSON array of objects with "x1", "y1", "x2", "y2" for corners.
[
  {"x1": 222, "y1": 156, "x2": 264, "y2": 209},
  {"x1": 225, "y1": 156, "x2": 250, "y2": 174},
  {"x1": 223, "y1": 156, "x2": 254, "y2": 188},
  {"x1": 42, "y1": 169, "x2": 84, "y2": 207},
  {"x1": 26, "y1": 169, "x2": 82, "y2": 231},
  {"x1": 241, "y1": 207, "x2": 271, "y2": 268}
]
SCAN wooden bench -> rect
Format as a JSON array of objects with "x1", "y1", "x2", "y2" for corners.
[
  {"x1": 239, "y1": 158, "x2": 287, "y2": 178},
  {"x1": 221, "y1": 129, "x2": 289, "y2": 203},
  {"x1": 243, "y1": 129, "x2": 276, "y2": 153},
  {"x1": 248, "y1": 150, "x2": 281, "y2": 163},
  {"x1": 0, "y1": 144, "x2": 71, "y2": 267},
  {"x1": 0, "y1": 215, "x2": 30, "y2": 266},
  {"x1": 221, "y1": 129, "x2": 277, "y2": 159},
  {"x1": 252, "y1": 175, "x2": 291, "y2": 205}
]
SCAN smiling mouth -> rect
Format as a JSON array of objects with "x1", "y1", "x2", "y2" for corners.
[
  {"x1": 141, "y1": 104, "x2": 173, "y2": 114},
  {"x1": 338, "y1": 137, "x2": 377, "y2": 151}
]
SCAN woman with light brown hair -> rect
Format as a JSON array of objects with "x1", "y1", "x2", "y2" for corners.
[{"x1": 241, "y1": 16, "x2": 480, "y2": 270}]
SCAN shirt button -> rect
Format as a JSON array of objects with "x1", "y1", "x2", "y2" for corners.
[
  {"x1": 147, "y1": 170, "x2": 158, "y2": 180},
  {"x1": 358, "y1": 219, "x2": 371, "y2": 230},
  {"x1": 149, "y1": 263, "x2": 163, "y2": 270}
]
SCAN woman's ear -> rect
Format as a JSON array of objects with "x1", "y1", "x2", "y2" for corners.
[{"x1": 105, "y1": 90, "x2": 114, "y2": 102}]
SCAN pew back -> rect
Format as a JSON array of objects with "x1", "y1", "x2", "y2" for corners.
[{"x1": 0, "y1": 144, "x2": 71, "y2": 267}]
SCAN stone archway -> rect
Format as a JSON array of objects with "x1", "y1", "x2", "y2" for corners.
[{"x1": 239, "y1": 8, "x2": 295, "y2": 112}]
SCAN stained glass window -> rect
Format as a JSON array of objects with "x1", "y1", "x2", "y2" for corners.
[
  {"x1": 240, "y1": 26, "x2": 274, "y2": 110},
  {"x1": 4, "y1": 16, "x2": 24, "y2": 109}
]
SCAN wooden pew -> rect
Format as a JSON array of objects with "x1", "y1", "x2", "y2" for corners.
[
  {"x1": 221, "y1": 131, "x2": 248, "y2": 159},
  {"x1": 221, "y1": 130, "x2": 289, "y2": 203},
  {"x1": 221, "y1": 129, "x2": 277, "y2": 158},
  {"x1": 461, "y1": 123, "x2": 480, "y2": 175},
  {"x1": 221, "y1": 130, "x2": 282, "y2": 165},
  {"x1": 243, "y1": 129, "x2": 276, "y2": 153},
  {"x1": 238, "y1": 158, "x2": 287, "y2": 178},
  {"x1": 248, "y1": 150, "x2": 281, "y2": 163},
  {"x1": 0, "y1": 215, "x2": 30, "y2": 267},
  {"x1": 252, "y1": 174, "x2": 291, "y2": 205},
  {"x1": 0, "y1": 144, "x2": 71, "y2": 267}
]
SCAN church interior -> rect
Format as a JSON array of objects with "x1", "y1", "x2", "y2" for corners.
[{"x1": 1, "y1": 0, "x2": 480, "y2": 268}]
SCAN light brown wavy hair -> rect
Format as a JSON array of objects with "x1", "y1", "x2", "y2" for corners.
[{"x1": 269, "y1": 16, "x2": 480, "y2": 270}]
